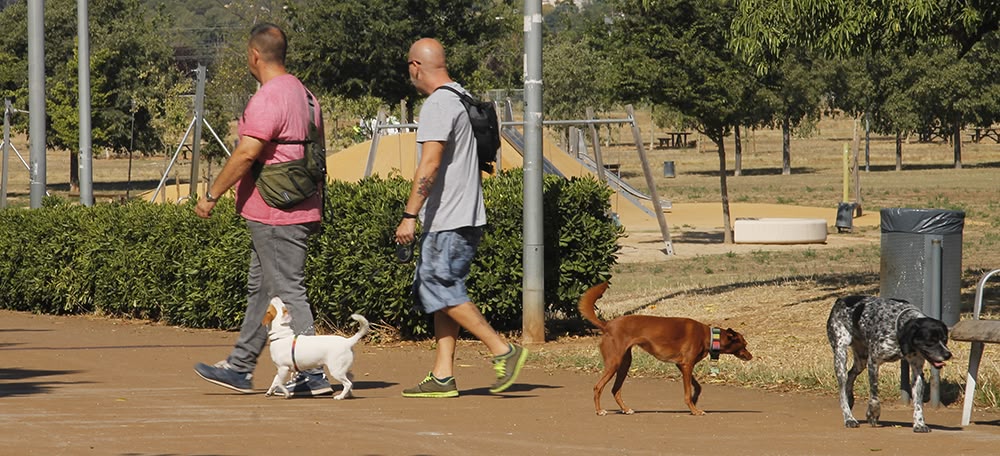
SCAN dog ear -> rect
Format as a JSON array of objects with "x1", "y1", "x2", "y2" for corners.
[
  {"x1": 263, "y1": 304, "x2": 276, "y2": 327},
  {"x1": 898, "y1": 319, "x2": 919, "y2": 355}
]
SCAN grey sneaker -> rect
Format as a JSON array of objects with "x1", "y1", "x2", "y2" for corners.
[
  {"x1": 283, "y1": 371, "x2": 333, "y2": 397},
  {"x1": 194, "y1": 361, "x2": 253, "y2": 394},
  {"x1": 490, "y1": 343, "x2": 528, "y2": 393},
  {"x1": 401, "y1": 372, "x2": 459, "y2": 398}
]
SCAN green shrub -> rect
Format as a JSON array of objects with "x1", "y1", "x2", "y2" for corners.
[{"x1": 0, "y1": 171, "x2": 622, "y2": 337}]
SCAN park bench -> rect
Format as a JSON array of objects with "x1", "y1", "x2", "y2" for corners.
[{"x1": 950, "y1": 268, "x2": 1000, "y2": 426}]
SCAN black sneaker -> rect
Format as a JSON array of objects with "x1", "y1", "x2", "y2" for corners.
[
  {"x1": 194, "y1": 361, "x2": 254, "y2": 394},
  {"x1": 283, "y1": 371, "x2": 333, "y2": 397}
]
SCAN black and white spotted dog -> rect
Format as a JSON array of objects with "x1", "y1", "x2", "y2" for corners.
[{"x1": 826, "y1": 295, "x2": 952, "y2": 433}]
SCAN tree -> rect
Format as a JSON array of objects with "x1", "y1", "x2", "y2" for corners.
[
  {"x1": 731, "y1": 1, "x2": 1000, "y2": 172},
  {"x1": 541, "y1": 2, "x2": 615, "y2": 123},
  {"x1": 754, "y1": 48, "x2": 826, "y2": 175},
  {"x1": 731, "y1": 0, "x2": 1000, "y2": 72},
  {"x1": 603, "y1": 0, "x2": 762, "y2": 243},
  {"x1": 286, "y1": 0, "x2": 519, "y2": 108},
  {"x1": 0, "y1": 0, "x2": 187, "y2": 190}
]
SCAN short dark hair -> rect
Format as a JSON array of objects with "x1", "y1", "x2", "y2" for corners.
[{"x1": 249, "y1": 22, "x2": 287, "y2": 64}]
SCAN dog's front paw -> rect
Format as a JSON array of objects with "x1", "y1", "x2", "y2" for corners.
[
  {"x1": 913, "y1": 424, "x2": 931, "y2": 433},
  {"x1": 690, "y1": 409, "x2": 706, "y2": 416},
  {"x1": 596, "y1": 409, "x2": 608, "y2": 416},
  {"x1": 265, "y1": 388, "x2": 276, "y2": 397},
  {"x1": 844, "y1": 419, "x2": 860, "y2": 428},
  {"x1": 622, "y1": 408, "x2": 635, "y2": 415}
]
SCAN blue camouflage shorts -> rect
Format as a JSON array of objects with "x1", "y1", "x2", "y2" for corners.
[{"x1": 413, "y1": 226, "x2": 483, "y2": 314}]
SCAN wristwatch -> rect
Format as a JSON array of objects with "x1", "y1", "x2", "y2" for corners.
[
  {"x1": 402, "y1": 211, "x2": 417, "y2": 219},
  {"x1": 205, "y1": 191, "x2": 218, "y2": 203}
]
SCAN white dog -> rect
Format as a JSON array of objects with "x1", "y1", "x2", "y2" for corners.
[{"x1": 262, "y1": 297, "x2": 369, "y2": 399}]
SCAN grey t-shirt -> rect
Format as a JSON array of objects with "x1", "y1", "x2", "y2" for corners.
[{"x1": 415, "y1": 82, "x2": 487, "y2": 232}]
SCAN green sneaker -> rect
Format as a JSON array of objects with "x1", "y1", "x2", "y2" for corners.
[
  {"x1": 490, "y1": 343, "x2": 528, "y2": 393},
  {"x1": 401, "y1": 372, "x2": 459, "y2": 398}
]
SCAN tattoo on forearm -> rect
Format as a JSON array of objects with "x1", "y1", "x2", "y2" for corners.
[{"x1": 417, "y1": 175, "x2": 435, "y2": 198}]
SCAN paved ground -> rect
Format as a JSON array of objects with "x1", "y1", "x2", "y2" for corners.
[{"x1": 2, "y1": 309, "x2": 998, "y2": 455}]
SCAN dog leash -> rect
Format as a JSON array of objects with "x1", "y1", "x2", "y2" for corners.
[{"x1": 709, "y1": 328, "x2": 721, "y2": 376}]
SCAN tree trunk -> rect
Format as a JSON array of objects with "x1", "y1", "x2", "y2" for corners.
[
  {"x1": 69, "y1": 150, "x2": 79, "y2": 193},
  {"x1": 895, "y1": 131, "x2": 903, "y2": 171},
  {"x1": 716, "y1": 136, "x2": 733, "y2": 244},
  {"x1": 734, "y1": 125, "x2": 742, "y2": 177},
  {"x1": 953, "y1": 121, "x2": 962, "y2": 169},
  {"x1": 864, "y1": 113, "x2": 871, "y2": 172},
  {"x1": 781, "y1": 117, "x2": 791, "y2": 175}
]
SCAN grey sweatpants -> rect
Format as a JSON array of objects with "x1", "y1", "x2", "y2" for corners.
[{"x1": 226, "y1": 220, "x2": 318, "y2": 374}]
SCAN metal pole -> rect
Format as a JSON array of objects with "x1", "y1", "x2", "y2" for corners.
[
  {"x1": 78, "y1": 0, "x2": 93, "y2": 206},
  {"x1": 2, "y1": 99, "x2": 10, "y2": 208},
  {"x1": 626, "y1": 105, "x2": 673, "y2": 255},
  {"x1": 364, "y1": 110, "x2": 386, "y2": 178},
  {"x1": 522, "y1": 0, "x2": 545, "y2": 345},
  {"x1": 842, "y1": 144, "x2": 849, "y2": 201},
  {"x1": 928, "y1": 238, "x2": 943, "y2": 408},
  {"x1": 586, "y1": 108, "x2": 607, "y2": 183},
  {"x1": 493, "y1": 100, "x2": 502, "y2": 171},
  {"x1": 202, "y1": 117, "x2": 232, "y2": 156},
  {"x1": 150, "y1": 117, "x2": 196, "y2": 202},
  {"x1": 28, "y1": 0, "x2": 46, "y2": 209},
  {"x1": 189, "y1": 64, "x2": 206, "y2": 198}
]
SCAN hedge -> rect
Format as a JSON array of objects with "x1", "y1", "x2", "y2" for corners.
[{"x1": 0, "y1": 170, "x2": 622, "y2": 337}]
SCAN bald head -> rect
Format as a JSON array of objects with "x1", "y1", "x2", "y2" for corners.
[
  {"x1": 407, "y1": 38, "x2": 452, "y2": 95},
  {"x1": 249, "y1": 23, "x2": 287, "y2": 64},
  {"x1": 409, "y1": 38, "x2": 447, "y2": 72}
]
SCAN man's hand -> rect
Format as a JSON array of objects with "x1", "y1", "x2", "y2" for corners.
[
  {"x1": 395, "y1": 218, "x2": 417, "y2": 245},
  {"x1": 195, "y1": 197, "x2": 216, "y2": 219}
]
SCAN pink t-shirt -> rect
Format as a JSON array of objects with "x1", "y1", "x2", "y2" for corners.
[{"x1": 235, "y1": 73, "x2": 322, "y2": 225}]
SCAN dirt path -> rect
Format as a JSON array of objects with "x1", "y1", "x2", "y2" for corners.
[{"x1": 2, "y1": 310, "x2": 998, "y2": 455}]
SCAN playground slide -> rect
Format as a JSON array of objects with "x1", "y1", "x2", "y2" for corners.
[
  {"x1": 499, "y1": 127, "x2": 663, "y2": 231},
  {"x1": 502, "y1": 128, "x2": 670, "y2": 209}
]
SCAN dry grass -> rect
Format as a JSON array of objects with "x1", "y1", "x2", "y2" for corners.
[
  {"x1": 542, "y1": 111, "x2": 1000, "y2": 410},
  {"x1": 5, "y1": 112, "x2": 1000, "y2": 410}
]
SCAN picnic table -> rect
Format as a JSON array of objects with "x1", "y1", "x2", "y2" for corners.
[
  {"x1": 970, "y1": 127, "x2": 1000, "y2": 144},
  {"x1": 917, "y1": 127, "x2": 950, "y2": 143},
  {"x1": 657, "y1": 131, "x2": 691, "y2": 149}
]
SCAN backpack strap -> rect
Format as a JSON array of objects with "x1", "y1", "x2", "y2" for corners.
[
  {"x1": 272, "y1": 91, "x2": 316, "y2": 145},
  {"x1": 435, "y1": 84, "x2": 470, "y2": 102},
  {"x1": 251, "y1": 90, "x2": 319, "y2": 176}
]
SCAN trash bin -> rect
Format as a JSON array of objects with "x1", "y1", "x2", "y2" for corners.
[
  {"x1": 879, "y1": 208, "x2": 965, "y2": 326},
  {"x1": 835, "y1": 202, "x2": 857, "y2": 233},
  {"x1": 663, "y1": 161, "x2": 675, "y2": 178}
]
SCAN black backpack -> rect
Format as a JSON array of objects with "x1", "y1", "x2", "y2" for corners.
[{"x1": 436, "y1": 85, "x2": 500, "y2": 173}]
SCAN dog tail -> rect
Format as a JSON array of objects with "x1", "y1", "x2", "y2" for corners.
[
  {"x1": 578, "y1": 282, "x2": 610, "y2": 332},
  {"x1": 347, "y1": 314, "x2": 370, "y2": 345}
]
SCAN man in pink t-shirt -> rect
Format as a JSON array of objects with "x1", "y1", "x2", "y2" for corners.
[{"x1": 193, "y1": 23, "x2": 331, "y2": 397}]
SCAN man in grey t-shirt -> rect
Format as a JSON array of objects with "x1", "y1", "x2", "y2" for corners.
[{"x1": 394, "y1": 38, "x2": 527, "y2": 398}]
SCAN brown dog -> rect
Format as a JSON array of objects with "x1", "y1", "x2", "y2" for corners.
[{"x1": 579, "y1": 282, "x2": 753, "y2": 416}]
